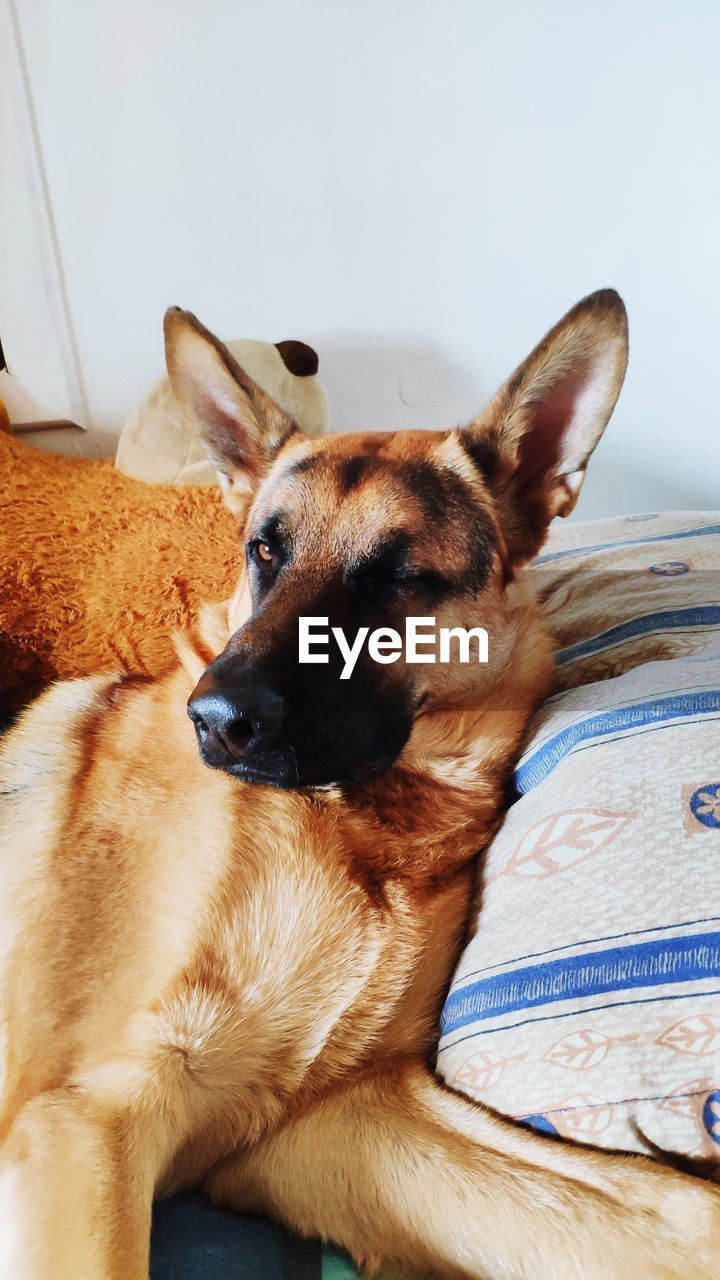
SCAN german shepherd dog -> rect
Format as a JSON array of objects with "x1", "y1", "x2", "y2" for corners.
[{"x1": 1, "y1": 291, "x2": 718, "y2": 1280}]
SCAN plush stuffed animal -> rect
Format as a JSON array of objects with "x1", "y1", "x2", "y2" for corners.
[
  {"x1": 0, "y1": 431, "x2": 239, "y2": 721},
  {"x1": 1, "y1": 335, "x2": 328, "y2": 718},
  {"x1": 115, "y1": 337, "x2": 328, "y2": 484}
]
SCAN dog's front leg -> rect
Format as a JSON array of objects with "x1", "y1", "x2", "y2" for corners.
[
  {"x1": 206, "y1": 1058, "x2": 720, "y2": 1279},
  {"x1": 0, "y1": 1089, "x2": 154, "y2": 1280}
]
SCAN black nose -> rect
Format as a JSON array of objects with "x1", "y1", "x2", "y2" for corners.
[{"x1": 188, "y1": 679, "x2": 286, "y2": 764}]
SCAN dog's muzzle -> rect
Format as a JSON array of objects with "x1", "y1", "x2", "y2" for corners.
[
  {"x1": 187, "y1": 651, "x2": 414, "y2": 789},
  {"x1": 188, "y1": 672, "x2": 287, "y2": 774}
]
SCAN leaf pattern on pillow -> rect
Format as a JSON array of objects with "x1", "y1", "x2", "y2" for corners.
[
  {"x1": 657, "y1": 1079, "x2": 715, "y2": 1116},
  {"x1": 656, "y1": 1015, "x2": 720, "y2": 1056},
  {"x1": 498, "y1": 809, "x2": 635, "y2": 879},
  {"x1": 453, "y1": 1049, "x2": 528, "y2": 1093},
  {"x1": 543, "y1": 1029, "x2": 638, "y2": 1072},
  {"x1": 553, "y1": 1095, "x2": 615, "y2": 1137}
]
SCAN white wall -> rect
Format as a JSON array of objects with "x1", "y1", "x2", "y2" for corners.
[{"x1": 2, "y1": 0, "x2": 719, "y2": 517}]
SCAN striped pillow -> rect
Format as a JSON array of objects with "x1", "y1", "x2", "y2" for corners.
[{"x1": 437, "y1": 512, "x2": 720, "y2": 1160}]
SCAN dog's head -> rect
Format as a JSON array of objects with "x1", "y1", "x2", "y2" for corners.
[{"x1": 166, "y1": 291, "x2": 627, "y2": 788}]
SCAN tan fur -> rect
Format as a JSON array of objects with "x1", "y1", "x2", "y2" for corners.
[{"x1": 1, "y1": 292, "x2": 718, "y2": 1279}]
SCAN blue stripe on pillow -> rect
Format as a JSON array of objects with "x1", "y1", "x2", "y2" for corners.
[
  {"x1": 555, "y1": 606, "x2": 720, "y2": 666},
  {"x1": 515, "y1": 690, "x2": 720, "y2": 792},
  {"x1": 440, "y1": 929, "x2": 720, "y2": 1036},
  {"x1": 457, "y1": 915, "x2": 720, "y2": 984},
  {"x1": 534, "y1": 521, "x2": 720, "y2": 565},
  {"x1": 442, "y1": 988, "x2": 720, "y2": 1051}
]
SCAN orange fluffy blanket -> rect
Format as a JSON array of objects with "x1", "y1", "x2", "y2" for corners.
[{"x1": 1, "y1": 432, "x2": 239, "y2": 718}]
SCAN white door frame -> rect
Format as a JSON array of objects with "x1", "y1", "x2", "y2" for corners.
[{"x1": 0, "y1": 0, "x2": 88, "y2": 426}]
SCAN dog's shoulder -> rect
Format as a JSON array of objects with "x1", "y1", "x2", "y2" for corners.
[
  {"x1": 0, "y1": 674, "x2": 119, "y2": 801},
  {"x1": 0, "y1": 675, "x2": 124, "y2": 966}
]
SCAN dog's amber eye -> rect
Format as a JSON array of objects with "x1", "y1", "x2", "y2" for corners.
[{"x1": 256, "y1": 542, "x2": 273, "y2": 564}]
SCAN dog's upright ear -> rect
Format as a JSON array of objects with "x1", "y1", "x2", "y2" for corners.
[
  {"x1": 462, "y1": 289, "x2": 628, "y2": 564},
  {"x1": 164, "y1": 308, "x2": 299, "y2": 517}
]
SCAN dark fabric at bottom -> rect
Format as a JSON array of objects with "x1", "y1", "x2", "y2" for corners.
[{"x1": 151, "y1": 1192, "x2": 322, "y2": 1280}]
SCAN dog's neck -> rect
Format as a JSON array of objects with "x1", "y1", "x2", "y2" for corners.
[{"x1": 339, "y1": 623, "x2": 553, "y2": 890}]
